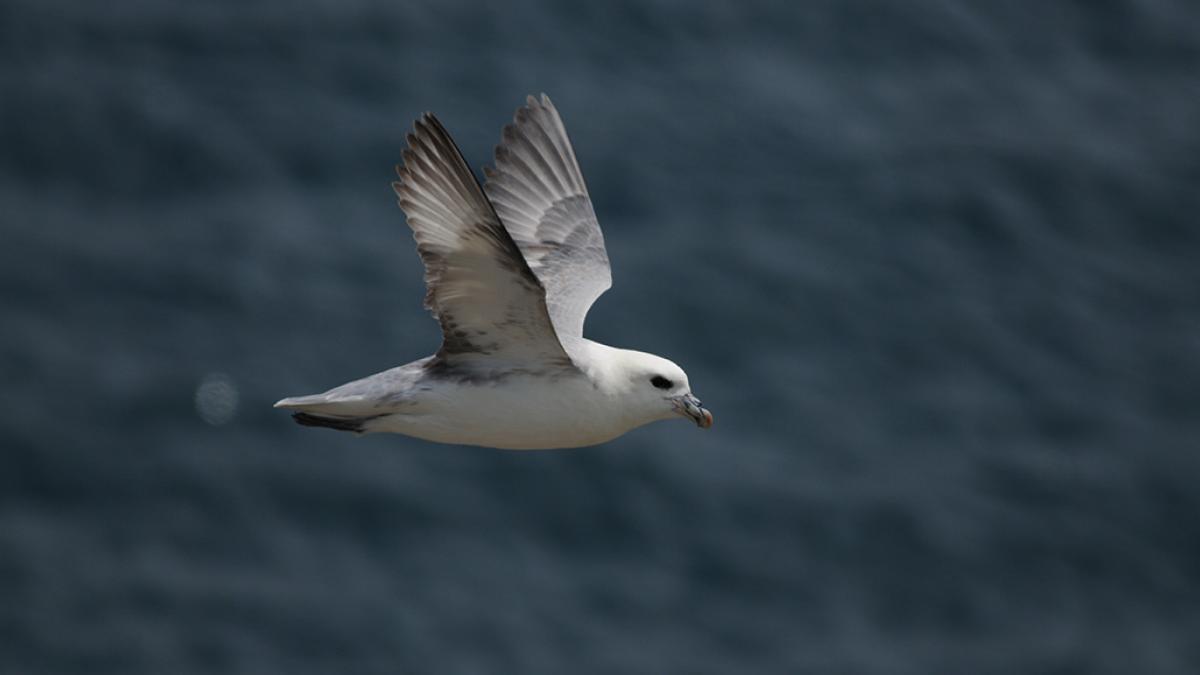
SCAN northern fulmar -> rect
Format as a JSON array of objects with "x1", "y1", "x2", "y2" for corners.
[{"x1": 275, "y1": 95, "x2": 711, "y2": 449}]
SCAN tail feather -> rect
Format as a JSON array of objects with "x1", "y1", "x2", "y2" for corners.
[
  {"x1": 275, "y1": 393, "x2": 377, "y2": 416},
  {"x1": 291, "y1": 412, "x2": 384, "y2": 434}
]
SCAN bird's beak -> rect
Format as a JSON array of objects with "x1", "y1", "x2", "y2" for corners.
[{"x1": 672, "y1": 393, "x2": 713, "y2": 429}]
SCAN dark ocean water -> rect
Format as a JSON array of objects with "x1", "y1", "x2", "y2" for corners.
[{"x1": 4, "y1": 0, "x2": 1200, "y2": 672}]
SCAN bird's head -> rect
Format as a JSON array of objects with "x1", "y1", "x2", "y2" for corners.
[{"x1": 604, "y1": 349, "x2": 713, "y2": 430}]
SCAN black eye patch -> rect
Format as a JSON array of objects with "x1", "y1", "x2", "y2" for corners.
[{"x1": 650, "y1": 375, "x2": 673, "y2": 389}]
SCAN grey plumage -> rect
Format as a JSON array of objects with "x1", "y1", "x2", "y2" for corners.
[
  {"x1": 392, "y1": 113, "x2": 572, "y2": 370},
  {"x1": 483, "y1": 94, "x2": 613, "y2": 340}
]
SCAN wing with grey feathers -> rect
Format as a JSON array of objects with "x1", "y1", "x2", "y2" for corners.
[
  {"x1": 392, "y1": 113, "x2": 571, "y2": 368},
  {"x1": 483, "y1": 94, "x2": 612, "y2": 339}
]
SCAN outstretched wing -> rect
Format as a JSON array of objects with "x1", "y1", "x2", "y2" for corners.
[
  {"x1": 392, "y1": 113, "x2": 571, "y2": 368},
  {"x1": 483, "y1": 94, "x2": 612, "y2": 339}
]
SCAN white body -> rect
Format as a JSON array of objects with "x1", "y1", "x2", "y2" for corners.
[
  {"x1": 278, "y1": 341, "x2": 688, "y2": 450},
  {"x1": 370, "y1": 377, "x2": 633, "y2": 448},
  {"x1": 370, "y1": 372, "x2": 660, "y2": 449}
]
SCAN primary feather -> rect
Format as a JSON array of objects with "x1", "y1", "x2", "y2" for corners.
[
  {"x1": 391, "y1": 113, "x2": 571, "y2": 368},
  {"x1": 484, "y1": 94, "x2": 612, "y2": 339}
]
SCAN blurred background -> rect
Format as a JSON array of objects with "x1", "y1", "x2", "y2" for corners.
[{"x1": 3, "y1": 0, "x2": 1199, "y2": 672}]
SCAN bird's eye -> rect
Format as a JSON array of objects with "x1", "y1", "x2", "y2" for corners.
[{"x1": 650, "y1": 375, "x2": 673, "y2": 389}]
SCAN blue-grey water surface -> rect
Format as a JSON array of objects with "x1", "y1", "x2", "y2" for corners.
[{"x1": 3, "y1": 1, "x2": 1200, "y2": 673}]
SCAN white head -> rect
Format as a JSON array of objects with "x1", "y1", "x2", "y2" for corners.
[{"x1": 600, "y1": 348, "x2": 713, "y2": 430}]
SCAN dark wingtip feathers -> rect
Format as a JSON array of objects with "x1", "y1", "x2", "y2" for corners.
[{"x1": 292, "y1": 412, "x2": 379, "y2": 433}]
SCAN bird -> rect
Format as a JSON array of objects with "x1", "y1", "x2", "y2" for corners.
[{"x1": 275, "y1": 94, "x2": 711, "y2": 449}]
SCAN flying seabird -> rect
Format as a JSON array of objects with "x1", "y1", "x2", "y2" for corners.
[{"x1": 275, "y1": 94, "x2": 712, "y2": 449}]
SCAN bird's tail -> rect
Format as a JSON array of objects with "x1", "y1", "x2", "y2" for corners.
[{"x1": 275, "y1": 392, "x2": 386, "y2": 434}]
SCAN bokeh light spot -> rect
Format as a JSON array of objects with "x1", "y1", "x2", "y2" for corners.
[{"x1": 195, "y1": 372, "x2": 238, "y2": 426}]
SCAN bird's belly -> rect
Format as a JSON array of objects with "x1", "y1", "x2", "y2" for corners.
[{"x1": 366, "y1": 378, "x2": 632, "y2": 450}]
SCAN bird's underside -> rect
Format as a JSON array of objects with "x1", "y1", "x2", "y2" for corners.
[{"x1": 284, "y1": 365, "x2": 645, "y2": 450}]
